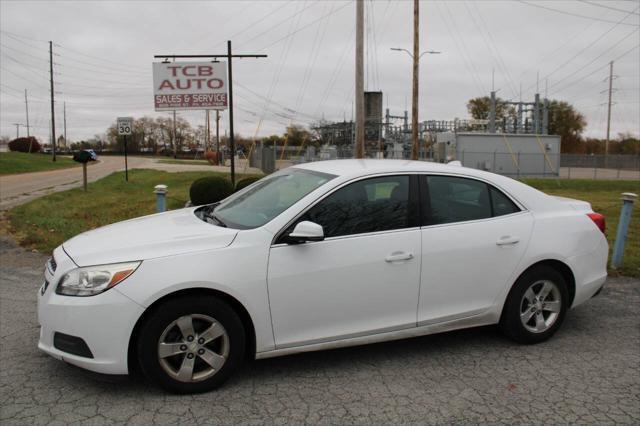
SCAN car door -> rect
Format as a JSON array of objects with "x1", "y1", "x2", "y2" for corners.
[
  {"x1": 418, "y1": 174, "x2": 534, "y2": 325},
  {"x1": 267, "y1": 174, "x2": 422, "y2": 349}
]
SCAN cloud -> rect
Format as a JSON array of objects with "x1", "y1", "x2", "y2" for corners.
[{"x1": 1, "y1": 0, "x2": 638, "y2": 143}]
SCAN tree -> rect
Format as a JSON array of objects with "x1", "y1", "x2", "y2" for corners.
[
  {"x1": 547, "y1": 100, "x2": 586, "y2": 143},
  {"x1": 466, "y1": 96, "x2": 515, "y2": 121},
  {"x1": 284, "y1": 124, "x2": 313, "y2": 146},
  {"x1": 615, "y1": 132, "x2": 639, "y2": 155},
  {"x1": 466, "y1": 97, "x2": 587, "y2": 153}
]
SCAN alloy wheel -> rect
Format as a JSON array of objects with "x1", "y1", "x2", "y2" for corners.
[
  {"x1": 519, "y1": 280, "x2": 562, "y2": 333},
  {"x1": 157, "y1": 314, "x2": 230, "y2": 383}
]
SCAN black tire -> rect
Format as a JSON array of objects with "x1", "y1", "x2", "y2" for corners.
[
  {"x1": 500, "y1": 265, "x2": 569, "y2": 344},
  {"x1": 136, "y1": 295, "x2": 245, "y2": 394}
]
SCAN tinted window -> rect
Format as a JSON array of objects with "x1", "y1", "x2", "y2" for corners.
[
  {"x1": 424, "y1": 176, "x2": 492, "y2": 225},
  {"x1": 490, "y1": 186, "x2": 520, "y2": 216},
  {"x1": 295, "y1": 175, "x2": 411, "y2": 238}
]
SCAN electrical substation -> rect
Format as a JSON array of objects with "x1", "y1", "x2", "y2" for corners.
[{"x1": 312, "y1": 90, "x2": 561, "y2": 177}]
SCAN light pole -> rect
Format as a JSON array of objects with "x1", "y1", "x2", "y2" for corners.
[{"x1": 391, "y1": 47, "x2": 440, "y2": 160}]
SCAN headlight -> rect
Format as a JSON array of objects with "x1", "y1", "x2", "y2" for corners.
[{"x1": 56, "y1": 261, "x2": 141, "y2": 297}]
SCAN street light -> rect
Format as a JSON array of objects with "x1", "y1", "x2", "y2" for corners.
[
  {"x1": 390, "y1": 48, "x2": 441, "y2": 59},
  {"x1": 390, "y1": 47, "x2": 441, "y2": 160}
]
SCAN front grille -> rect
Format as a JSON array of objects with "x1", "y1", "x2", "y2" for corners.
[{"x1": 48, "y1": 257, "x2": 57, "y2": 274}]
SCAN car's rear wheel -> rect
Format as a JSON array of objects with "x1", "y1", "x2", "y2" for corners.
[
  {"x1": 137, "y1": 295, "x2": 245, "y2": 393},
  {"x1": 500, "y1": 265, "x2": 569, "y2": 344}
]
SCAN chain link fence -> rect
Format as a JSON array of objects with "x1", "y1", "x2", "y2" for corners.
[{"x1": 250, "y1": 145, "x2": 639, "y2": 180}]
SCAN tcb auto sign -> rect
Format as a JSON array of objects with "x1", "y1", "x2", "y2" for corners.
[{"x1": 152, "y1": 62, "x2": 228, "y2": 111}]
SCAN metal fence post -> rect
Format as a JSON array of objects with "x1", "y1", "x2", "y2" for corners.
[
  {"x1": 611, "y1": 192, "x2": 637, "y2": 269},
  {"x1": 593, "y1": 156, "x2": 597, "y2": 179},
  {"x1": 154, "y1": 184, "x2": 168, "y2": 213}
]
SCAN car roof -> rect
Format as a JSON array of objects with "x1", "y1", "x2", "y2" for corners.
[
  {"x1": 291, "y1": 159, "x2": 553, "y2": 211},
  {"x1": 293, "y1": 159, "x2": 496, "y2": 180}
]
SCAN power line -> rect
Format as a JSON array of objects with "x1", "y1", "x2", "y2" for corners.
[
  {"x1": 549, "y1": 43, "x2": 639, "y2": 95},
  {"x1": 547, "y1": 27, "x2": 639, "y2": 92},
  {"x1": 292, "y1": 0, "x2": 334, "y2": 118},
  {"x1": 52, "y1": 43, "x2": 147, "y2": 72},
  {"x1": 235, "y1": 1, "x2": 321, "y2": 50},
  {"x1": 0, "y1": 66, "x2": 50, "y2": 90},
  {"x1": 438, "y1": 2, "x2": 486, "y2": 95},
  {"x1": 201, "y1": 0, "x2": 296, "y2": 51},
  {"x1": 518, "y1": 1, "x2": 639, "y2": 26},
  {"x1": 254, "y1": 0, "x2": 352, "y2": 52},
  {"x1": 464, "y1": 1, "x2": 518, "y2": 99},
  {"x1": 579, "y1": 1, "x2": 640, "y2": 16},
  {"x1": 523, "y1": 6, "x2": 639, "y2": 96}
]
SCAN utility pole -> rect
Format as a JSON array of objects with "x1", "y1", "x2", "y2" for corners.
[
  {"x1": 216, "y1": 110, "x2": 220, "y2": 164},
  {"x1": 354, "y1": 0, "x2": 365, "y2": 159},
  {"x1": 206, "y1": 110, "x2": 210, "y2": 151},
  {"x1": 411, "y1": 0, "x2": 419, "y2": 160},
  {"x1": 63, "y1": 101, "x2": 67, "y2": 148},
  {"x1": 605, "y1": 60, "x2": 614, "y2": 157},
  {"x1": 13, "y1": 123, "x2": 21, "y2": 138},
  {"x1": 24, "y1": 89, "x2": 30, "y2": 138},
  {"x1": 172, "y1": 110, "x2": 177, "y2": 158},
  {"x1": 49, "y1": 41, "x2": 56, "y2": 162},
  {"x1": 227, "y1": 40, "x2": 237, "y2": 184}
]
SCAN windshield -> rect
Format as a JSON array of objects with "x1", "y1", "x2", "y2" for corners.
[{"x1": 196, "y1": 168, "x2": 336, "y2": 229}]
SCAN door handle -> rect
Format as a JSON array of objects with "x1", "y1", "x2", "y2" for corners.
[
  {"x1": 496, "y1": 236, "x2": 520, "y2": 246},
  {"x1": 385, "y1": 252, "x2": 414, "y2": 262}
]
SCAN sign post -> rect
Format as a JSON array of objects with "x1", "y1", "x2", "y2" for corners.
[
  {"x1": 117, "y1": 117, "x2": 133, "y2": 182},
  {"x1": 153, "y1": 46, "x2": 267, "y2": 186}
]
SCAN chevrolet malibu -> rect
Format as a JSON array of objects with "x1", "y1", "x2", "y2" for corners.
[{"x1": 38, "y1": 160, "x2": 608, "y2": 393}]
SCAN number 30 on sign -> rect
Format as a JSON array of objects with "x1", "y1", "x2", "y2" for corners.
[{"x1": 117, "y1": 117, "x2": 133, "y2": 135}]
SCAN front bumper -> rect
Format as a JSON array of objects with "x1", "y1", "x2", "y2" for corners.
[{"x1": 37, "y1": 248, "x2": 145, "y2": 375}]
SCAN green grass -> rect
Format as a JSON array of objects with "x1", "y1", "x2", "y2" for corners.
[
  {"x1": 157, "y1": 158, "x2": 211, "y2": 165},
  {"x1": 7, "y1": 169, "x2": 258, "y2": 253},
  {"x1": 0, "y1": 152, "x2": 79, "y2": 175},
  {"x1": 523, "y1": 179, "x2": 640, "y2": 277},
  {"x1": 6, "y1": 173, "x2": 640, "y2": 277}
]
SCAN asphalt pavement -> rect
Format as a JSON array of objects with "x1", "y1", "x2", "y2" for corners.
[{"x1": 0, "y1": 236, "x2": 638, "y2": 424}]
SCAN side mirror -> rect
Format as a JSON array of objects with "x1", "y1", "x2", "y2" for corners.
[{"x1": 287, "y1": 221, "x2": 324, "y2": 244}]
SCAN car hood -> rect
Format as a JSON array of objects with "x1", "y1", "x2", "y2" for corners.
[{"x1": 63, "y1": 208, "x2": 238, "y2": 266}]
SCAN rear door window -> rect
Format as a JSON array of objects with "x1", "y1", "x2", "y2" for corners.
[{"x1": 421, "y1": 175, "x2": 520, "y2": 226}]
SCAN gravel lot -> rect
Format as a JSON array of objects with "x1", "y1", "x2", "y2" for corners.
[{"x1": 1, "y1": 235, "x2": 639, "y2": 425}]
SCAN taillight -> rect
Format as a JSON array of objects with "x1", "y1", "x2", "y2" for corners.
[{"x1": 587, "y1": 213, "x2": 606, "y2": 233}]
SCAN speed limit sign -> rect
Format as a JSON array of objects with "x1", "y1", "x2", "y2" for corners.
[{"x1": 117, "y1": 117, "x2": 133, "y2": 135}]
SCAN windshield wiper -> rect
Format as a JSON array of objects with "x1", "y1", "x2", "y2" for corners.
[
  {"x1": 210, "y1": 212, "x2": 227, "y2": 228},
  {"x1": 200, "y1": 204, "x2": 227, "y2": 227}
]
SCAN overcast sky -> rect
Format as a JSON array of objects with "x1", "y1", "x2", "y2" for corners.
[{"x1": 1, "y1": 0, "x2": 638, "y2": 143}]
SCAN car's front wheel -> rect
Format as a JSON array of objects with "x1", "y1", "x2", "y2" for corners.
[
  {"x1": 136, "y1": 295, "x2": 245, "y2": 393},
  {"x1": 500, "y1": 265, "x2": 569, "y2": 344}
]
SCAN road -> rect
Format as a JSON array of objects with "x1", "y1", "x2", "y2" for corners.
[
  {"x1": 0, "y1": 157, "x2": 260, "y2": 211},
  {"x1": 0, "y1": 235, "x2": 638, "y2": 424}
]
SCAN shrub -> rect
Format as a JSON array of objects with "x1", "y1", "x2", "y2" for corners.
[
  {"x1": 8, "y1": 137, "x2": 41, "y2": 153},
  {"x1": 189, "y1": 176, "x2": 234, "y2": 206},
  {"x1": 235, "y1": 176, "x2": 261, "y2": 192}
]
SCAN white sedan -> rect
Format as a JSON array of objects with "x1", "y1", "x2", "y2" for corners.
[{"x1": 37, "y1": 160, "x2": 608, "y2": 393}]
